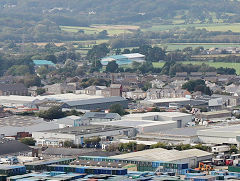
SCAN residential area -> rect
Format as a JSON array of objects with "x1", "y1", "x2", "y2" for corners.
[{"x1": 2, "y1": 0, "x2": 240, "y2": 181}]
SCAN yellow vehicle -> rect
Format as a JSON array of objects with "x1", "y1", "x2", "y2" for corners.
[{"x1": 195, "y1": 162, "x2": 213, "y2": 171}]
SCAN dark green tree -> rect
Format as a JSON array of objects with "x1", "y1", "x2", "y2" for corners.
[
  {"x1": 106, "y1": 61, "x2": 118, "y2": 73},
  {"x1": 38, "y1": 106, "x2": 65, "y2": 120},
  {"x1": 109, "y1": 104, "x2": 125, "y2": 116},
  {"x1": 86, "y1": 43, "x2": 109, "y2": 61},
  {"x1": 20, "y1": 138, "x2": 36, "y2": 146}
]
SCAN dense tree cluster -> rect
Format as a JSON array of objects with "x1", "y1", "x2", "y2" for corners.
[
  {"x1": 107, "y1": 142, "x2": 210, "y2": 153},
  {"x1": 182, "y1": 79, "x2": 212, "y2": 95},
  {"x1": 109, "y1": 104, "x2": 126, "y2": 116}
]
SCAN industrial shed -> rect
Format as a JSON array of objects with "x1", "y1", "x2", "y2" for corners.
[
  {"x1": 110, "y1": 148, "x2": 213, "y2": 168},
  {"x1": 0, "y1": 138, "x2": 31, "y2": 156},
  {"x1": 197, "y1": 125, "x2": 240, "y2": 145},
  {"x1": 98, "y1": 112, "x2": 193, "y2": 133},
  {"x1": 61, "y1": 96, "x2": 129, "y2": 110}
]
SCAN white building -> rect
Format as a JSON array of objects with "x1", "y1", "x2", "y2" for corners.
[
  {"x1": 197, "y1": 125, "x2": 240, "y2": 146},
  {"x1": 32, "y1": 125, "x2": 135, "y2": 147},
  {"x1": 101, "y1": 53, "x2": 145, "y2": 65},
  {"x1": 54, "y1": 115, "x2": 89, "y2": 128},
  {"x1": 95, "y1": 112, "x2": 192, "y2": 134}
]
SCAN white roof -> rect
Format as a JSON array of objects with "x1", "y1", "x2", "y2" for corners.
[
  {"x1": 0, "y1": 94, "x2": 104, "y2": 105},
  {"x1": 95, "y1": 119, "x2": 176, "y2": 127},
  {"x1": 122, "y1": 112, "x2": 191, "y2": 119},
  {"x1": 144, "y1": 97, "x2": 190, "y2": 103},
  {"x1": 122, "y1": 53, "x2": 145, "y2": 58},
  {"x1": 197, "y1": 125, "x2": 240, "y2": 138},
  {"x1": 110, "y1": 148, "x2": 212, "y2": 162}
]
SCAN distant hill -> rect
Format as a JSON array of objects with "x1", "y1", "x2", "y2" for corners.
[
  {"x1": 1, "y1": 0, "x2": 240, "y2": 42},
  {"x1": 1, "y1": 0, "x2": 240, "y2": 25}
]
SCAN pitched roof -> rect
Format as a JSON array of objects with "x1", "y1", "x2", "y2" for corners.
[
  {"x1": 63, "y1": 96, "x2": 127, "y2": 107},
  {"x1": 43, "y1": 147, "x2": 118, "y2": 157},
  {"x1": 0, "y1": 138, "x2": 31, "y2": 155},
  {"x1": 0, "y1": 83, "x2": 27, "y2": 91}
]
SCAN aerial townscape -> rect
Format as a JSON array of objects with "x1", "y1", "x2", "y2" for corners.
[{"x1": 2, "y1": 1, "x2": 240, "y2": 181}]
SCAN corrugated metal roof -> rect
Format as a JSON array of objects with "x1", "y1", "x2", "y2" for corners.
[
  {"x1": 82, "y1": 112, "x2": 120, "y2": 119},
  {"x1": 33, "y1": 60, "x2": 55, "y2": 66},
  {"x1": 110, "y1": 148, "x2": 212, "y2": 162},
  {"x1": 64, "y1": 96, "x2": 127, "y2": 107}
]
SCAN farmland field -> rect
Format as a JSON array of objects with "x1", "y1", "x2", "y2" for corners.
[
  {"x1": 143, "y1": 23, "x2": 240, "y2": 33},
  {"x1": 155, "y1": 43, "x2": 240, "y2": 51},
  {"x1": 152, "y1": 61, "x2": 240, "y2": 75},
  {"x1": 60, "y1": 25, "x2": 139, "y2": 36}
]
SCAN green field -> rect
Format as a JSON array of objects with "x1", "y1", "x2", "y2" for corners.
[
  {"x1": 143, "y1": 23, "x2": 240, "y2": 33},
  {"x1": 156, "y1": 43, "x2": 240, "y2": 51},
  {"x1": 60, "y1": 25, "x2": 139, "y2": 36},
  {"x1": 152, "y1": 61, "x2": 240, "y2": 75}
]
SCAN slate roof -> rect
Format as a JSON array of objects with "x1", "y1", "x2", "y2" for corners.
[
  {"x1": 0, "y1": 83, "x2": 27, "y2": 91},
  {"x1": 0, "y1": 138, "x2": 31, "y2": 155},
  {"x1": 43, "y1": 147, "x2": 119, "y2": 157},
  {"x1": 63, "y1": 96, "x2": 127, "y2": 107}
]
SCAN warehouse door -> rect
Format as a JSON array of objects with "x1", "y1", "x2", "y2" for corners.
[{"x1": 177, "y1": 120, "x2": 182, "y2": 128}]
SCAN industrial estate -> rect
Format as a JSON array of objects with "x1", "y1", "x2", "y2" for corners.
[{"x1": 2, "y1": 0, "x2": 240, "y2": 181}]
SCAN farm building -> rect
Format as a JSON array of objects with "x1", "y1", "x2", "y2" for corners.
[
  {"x1": 101, "y1": 53, "x2": 145, "y2": 65},
  {"x1": 33, "y1": 60, "x2": 55, "y2": 67}
]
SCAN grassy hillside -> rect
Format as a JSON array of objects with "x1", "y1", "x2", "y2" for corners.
[{"x1": 153, "y1": 61, "x2": 240, "y2": 75}]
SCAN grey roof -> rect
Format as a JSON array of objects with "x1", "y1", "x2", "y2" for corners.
[
  {"x1": 43, "y1": 147, "x2": 119, "y2": 157},
  {"x1": 82, "y1": 112, "x2": 120, "y2": 119},
  {"x1": 159, "y1": 127, "x2": 206, "y2": 137},
  {"x1": 0, "y1": 116, "x2": 59, "y2": 136},
  {"x1": 39, "y1": 125, "x2": 132, "y2": 136},
  {"x1": 0, "y1": 138, "x2": 31, "y2": 155},
  {"x1": 0, "y1": 83, "x2": 27, "y2": 91},
  {"x1": 64, "y1": 96, "x2": 127, "y2": 107}
]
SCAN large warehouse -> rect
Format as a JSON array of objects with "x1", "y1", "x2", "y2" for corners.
[
  {"x1": 110, "y1": 148, "x2": 213, "y2": 168},
  {"x1": 32, "y1": 125, "x2": 136, "y2": 147},
  {"x1": 101, "y1": 53, "x2": 145, "y2": 65},
  {"x1": 197, "y1": 125, "x2": 240, "y2": 145},
  {"x1": 61, "y1": 96, "x2": 129, "y2": 110},
  {"x1": 95, "y1": 112, "x2": 193, "y2": 133}
]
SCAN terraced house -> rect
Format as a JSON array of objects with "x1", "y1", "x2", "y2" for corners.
[{"x1": 0, "y1": 83, "x2": 28, "y2": 96}]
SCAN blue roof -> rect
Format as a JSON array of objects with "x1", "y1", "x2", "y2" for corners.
[
  {"x1": 33, "y1": 60, "x2": 55, "y2": 66},
  {"x1": 108, "y1": 55, "x2": 127, "y2": 59}
]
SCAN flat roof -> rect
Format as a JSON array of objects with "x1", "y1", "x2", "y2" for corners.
[
  {"x1": 110, "y1": 148, "x2": 212, "y2": 162},
  {"x1": 122, "y1": 112, "x2": 192, "y2": 119},
  {"x1": 200, "y1": 110, "x2": 231, "y2": 116},
  {"x1": 33, "y1": 60, "x2": 55, "y2": 65},
  {"x1": 142, "y1": 97, "x2": 190, "y2": 103},
  {"x1": 97, "y1": 119, "x2": 176, "y2": 128},
  {"x1": 37, "y1": 125, "x2": 132, "y2": 136},
  {"x1": 197, "y1": 124, "x2": 240, "y2": 138},
  {"x1": 0, "y1": 116, "x2": 59, "y2": 136}
]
